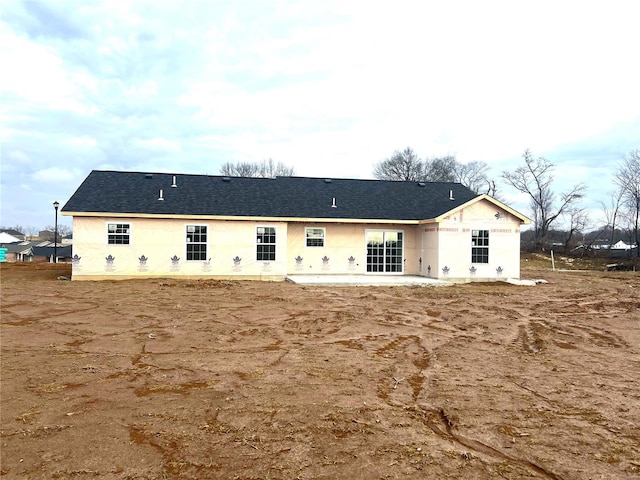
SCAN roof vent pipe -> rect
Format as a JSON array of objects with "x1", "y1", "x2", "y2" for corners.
[
  {"x1": 449, "y1": 190, "x2": 455, "y2": 200},
  {"x1": 331, "y1": 197, "x2": 337, "y2": 208},
  {"x1": 158, "y1": 189, "x2": 164, "y2": 201},
  {"x1": 171, "y1": 175, "x2": 177, "y2": 188}
]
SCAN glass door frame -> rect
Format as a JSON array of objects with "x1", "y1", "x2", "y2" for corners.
[{"x1": 365, "y1": 229, "x2": 404, "y2": 274}]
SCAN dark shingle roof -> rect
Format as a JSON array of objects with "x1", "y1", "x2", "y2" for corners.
[
  {"x1": 62, "y1": 171, "x2": 479, "y2": 221},
  {"x1": 0, "y1": 229, "x2": 24, "y2": 237},
  {"x1": 32, "y1": 245, "x2": 73, "y2": 258},
  {"x1": 2, "y1": 242, "x2": 33, "y2": 253}
]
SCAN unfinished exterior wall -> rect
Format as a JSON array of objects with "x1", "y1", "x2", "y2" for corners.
[
  {"x1": 70, "y1": 217, "x2": 425, "y2": 280},
  {"x1": 431, "y1": 199, "x2": 522, "y2": 281},
  {"x1": 71, "y1": 217, "x2": 289, "y2": 280},
  {"x1": 67, "y1": 196, "x2": 524, "y2": 281},
  {"x1": 419, "y1": 223, "x2": 440, "y2": 278},
  {"x1": 286, "y1": 223, "x2": 364, "y2": 275},
  {"x1": 285, "y1": 223, "x2": 421, "y2": 275}
]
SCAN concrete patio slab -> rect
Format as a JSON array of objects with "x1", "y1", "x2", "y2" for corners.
[{"x1": 285, "y1": 275, "x2": 453, "y2": 287}]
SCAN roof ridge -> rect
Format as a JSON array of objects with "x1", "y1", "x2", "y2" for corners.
[{"x1": 91, "y1": 169, "x2": 465, "y2": 185}]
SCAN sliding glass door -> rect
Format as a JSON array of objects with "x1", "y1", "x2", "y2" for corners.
[{"x1": 366, "y1": 231, "x2": 403, "y2": 273}]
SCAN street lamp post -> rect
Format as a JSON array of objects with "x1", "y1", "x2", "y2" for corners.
[{"x1": 53, "y1": 201, "x2": 59, "y2": 263}]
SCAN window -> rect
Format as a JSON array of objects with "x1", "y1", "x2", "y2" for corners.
[
  {"x1": 186, "y1": 225, "x2": 207, "y2": 261},
  {"x1": 471, "y1": 230, "x2": 489, "y2": 263},
  {"x1": 256, "y1": 226, "x2": 276, "y2": 261},
  {"x1": 107, "y1": 223, "x2": 130, "y2": 244},
  {"x1": 305, "y1": 228, "x2": 325, "y2": 247}
]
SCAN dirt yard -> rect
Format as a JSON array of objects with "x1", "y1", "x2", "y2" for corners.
[{"x1": 1, "y1": 262, "x2": 639, "y2": 479}]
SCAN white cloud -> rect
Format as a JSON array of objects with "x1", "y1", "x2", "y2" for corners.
[
  {"x1": 31, "y1": 167, "x2": 83, "y2": 183},
  {"x1": 65, "y1": 136, "x2": 98, "y2": 148},
  {"x1": 5, "y1": 150, "x2": 30, "y2": 164},
  {"x1": 1, "y1": 0, "x2": 639, "y2": 229},
  {"x1": 135, "y1": 137, "x2": 180, "y2": 151},
  {"x1": 0, "y1": 31, "x2": 89, "y2": 114}
]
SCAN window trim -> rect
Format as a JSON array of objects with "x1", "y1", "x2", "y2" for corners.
[
  {"x1": 305, "y1": 227, "x2": 326, "y2": 248},
  {"x1": 471, "y1": 229, "x2": 489, "y2": 264},
  {"x1": 185, "y1": 224, "x2": 208, "y2": 261},
  {"x1": 256, "y1": 226, "x2": 277, "y2": 261},
  {"x1": 106, "y1": 222, "x2": 131, "y2": 245}
]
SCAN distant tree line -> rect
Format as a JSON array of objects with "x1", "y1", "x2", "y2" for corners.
[
  {"x1": 503, "y1": 149, "x2": 639, "y2": 256},
  {"x1": 501, "y1": 149, "x2": 587, "y2": 252},
  {"x1": 220, "y1": 147, "x2": 639, "y2": 255},
  {"x1": 604, "y1": 149, "x2": 639, "y2": 256},
  {"x1": 219, "y1": 158, "x2": 295, "y2": 178},
  {"x1": 0, "y1": 224, "x2": 72, "y2": 242},
  {"x1": 7, "y1": 149, "x2": 637, "y2": 257},
  {"x1": 372, "y1": 146, "x2": 639, "y2": 255},
  {"x1": 371, "y1": 147, "x2": 496, "y2": 196}
]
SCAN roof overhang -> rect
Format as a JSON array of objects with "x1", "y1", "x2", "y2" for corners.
[{"x1": 62, "y1": 211, "x2": 422, "y2": 225}]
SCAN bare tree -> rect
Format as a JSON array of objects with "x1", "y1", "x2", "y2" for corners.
[
  {"x1": 485, "y1": 179, "x2": 500, "y2": 199},
  {"x1": 0, "y1": 224, "x2": 25, "y2": 235},
  {"x1": 423, "y1": 155, "x2": 457, "y2": 182},
  {"x1": 373, "y1": 149, "x2": 494, "y2": 194},
  {"x1": 0, "y1": 224, "x2": 39, "y2": 241},
  {"x1": 454, "y1": 161, "x2": 490, "y2": 194},
  {"x1": 220, "y1": 159, "x2": 295, "y2": 178},
  {"x1": 373, "y1": 147, "x2": 423, "y2": 181},
  {"x1": 599, "y1": 190, "x2": 625, "y2": 252},
  {"x1": 43, "y1": 224, "x2": 72, "y2": 242},
  {"x1": 24, "y1": 226, "x2": 40, "y2": 241},
  {"x1": 562, "y1": 206, "x2": 589, "y2": 251},
  {"x1": 502, "y1": 149, "x2": 586, "y2": 251},
  {"x1": 257, "y1": 158, "x2": 295, "y2": 178},
  {"x1": 614, "y1": 149, "x2": 640, "y2": 256},
  {"x1": 220, "y1": 161, "x2": 258, "y2": 177}
]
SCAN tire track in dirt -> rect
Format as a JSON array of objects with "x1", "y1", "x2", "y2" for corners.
[
  {"x1": 1, "y1": 302, "x2": 101, "y2": 326},
  {"x1": 371, "y1": 334, "x2": 437, "y2": 403},
  {"x1": 512, "y1": 315, "x2": 630, "y2": 354},
  {"x1": 514, "y1": 323, "x2": 543, "y2": 353},
  {"x1": 406, "y1": 404, "x2": 565, "y2": 480},
  {"x1": 565, "y1": 323, "x2": 629, "y2": 348},
  {"x1": 401, "y1": 338, "x2": 430, "y2": 403}
]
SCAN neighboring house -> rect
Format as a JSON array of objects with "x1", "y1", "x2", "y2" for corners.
[
  {"x1": 611, "y1": 240, "x2": 636, "y2": 250},
  {"x1": 1, "y1": 242, "x2": 34, "y2": 262},
  {"x1": 0, "y1": 232, "x2": 22, "y2": 244},
  {"x1": 61, "y1": 170, "x2": 531, "y2": 281},
  {"x1": 39, "y1": 229, "x2": 56, "y2": 241},
  {"x1": 610, "y1": 240, "x2": 639, "y2": 258},
  {"x1": 31, "y1": 245, "x2": 73, "y2": 263},
  {"x1": 587, "y1": 240, "x2": 638, "y2": 257},
  {"x1": 0, "y1": 228, "x2": 27, "y2": 241},
  {"x1": 0, "y1": 240, "x2": 72, "y2": 263}
]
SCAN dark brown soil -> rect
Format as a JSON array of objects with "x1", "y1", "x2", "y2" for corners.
[{"x1": 1, "y1": 262, "x2": 639, "y2": 479}]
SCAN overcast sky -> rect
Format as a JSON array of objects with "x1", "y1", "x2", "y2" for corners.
[{"x1": 1, "y1": 0, "x2": 638, "y2": 231}]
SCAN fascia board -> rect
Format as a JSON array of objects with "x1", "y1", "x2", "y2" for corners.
[{"x1": 61, "y1": 211, "x2": 421, "y2": 225}]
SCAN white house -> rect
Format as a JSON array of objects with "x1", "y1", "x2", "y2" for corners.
[
  {"x1": 0, "y1": 232, "x2": 22, "y2": 244},
  {"x1": 61, "y1": 171, "x2": 531, "y2": 282},
  {"x1": 611, "y1": 240, "x2": 636, "y2": 250}
]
